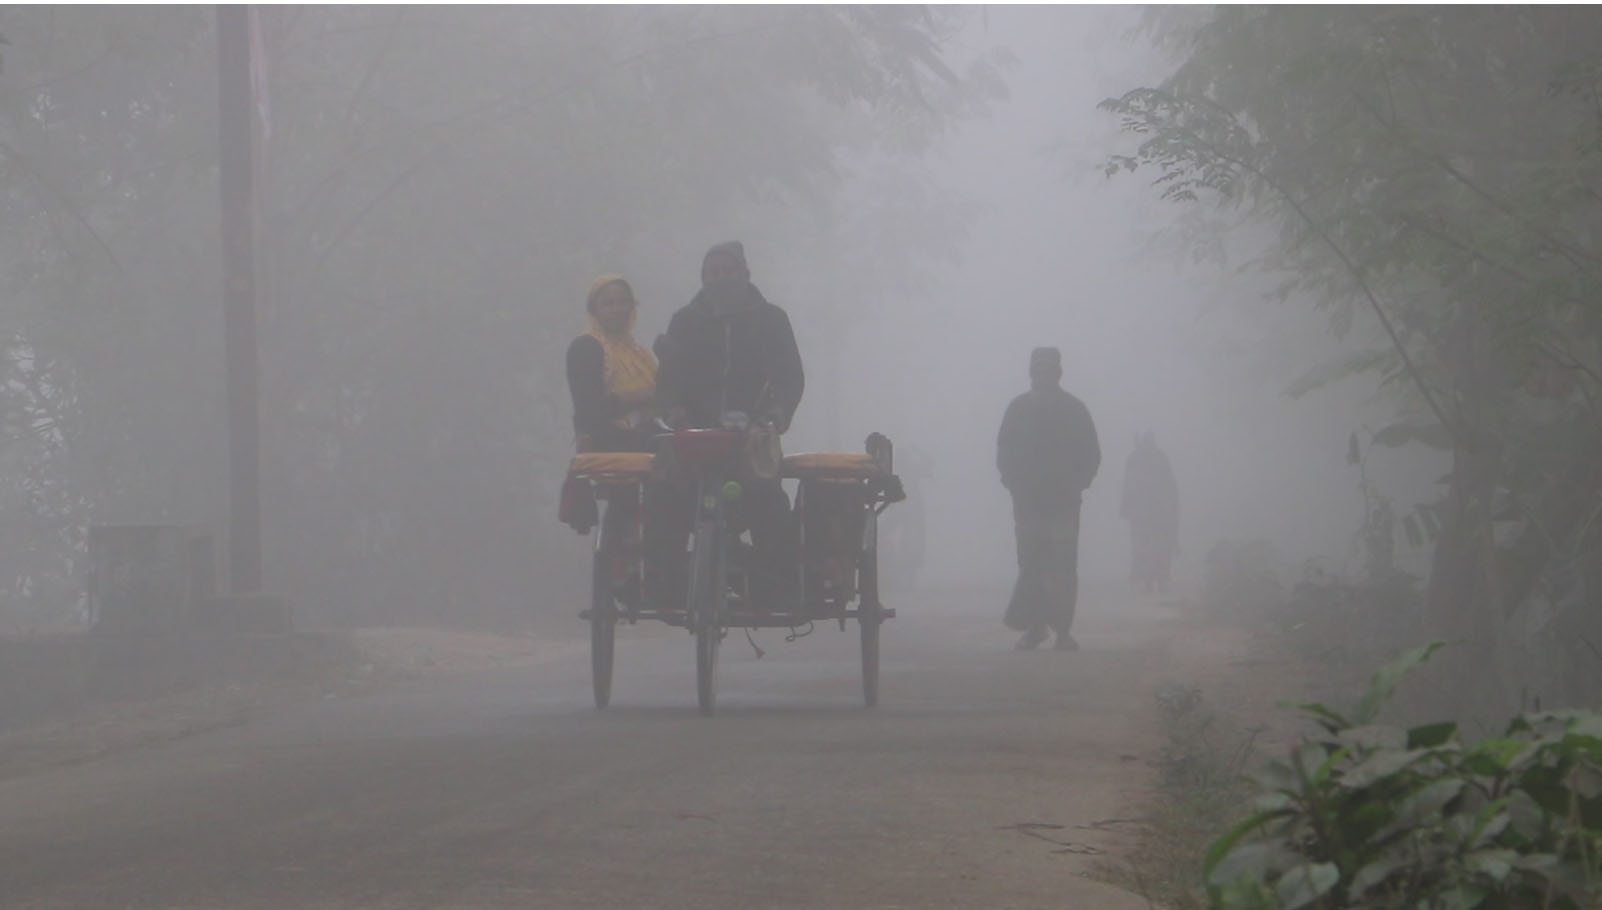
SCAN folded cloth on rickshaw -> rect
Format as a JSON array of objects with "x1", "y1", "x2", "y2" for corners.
[
  {"x1": 780, "y1": 452, "x2": 884, "y2": 479},
  {"x1": 567, "y1": 452, "x2": 655, "y2": 481},
  {"x1": 558, "y1": 475, "x2": 598, "y2": 534}
]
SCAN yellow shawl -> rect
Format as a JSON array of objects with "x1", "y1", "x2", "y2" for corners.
[{"x1": 585, "y1": 276, "x2": 657, "y2": 428}]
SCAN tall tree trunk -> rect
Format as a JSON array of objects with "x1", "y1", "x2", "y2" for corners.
[{"x1": 1423, "y1": 298, "x2": 1507, "y2": 718}]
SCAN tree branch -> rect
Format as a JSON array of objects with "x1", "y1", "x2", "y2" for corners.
[
  {"x1": 1154, "y1": 95, "x2": 1463, "y2": 447},
  {"x1": 1348, "y1": 89, "x2": 1602, "y2": 277},
  {"x1": 0, "y1": 140, "x2": 121, "y2": 270}
]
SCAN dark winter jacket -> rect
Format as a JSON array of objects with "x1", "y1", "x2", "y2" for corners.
[
  {"x1": 997, "y1": 384, "x2": 1101, "y2": 508},
  {"x1": 565, "y1": 335, "x2": 649, "y2": 451},
  {"x1": 654, "y1": 282, "x2": 804, "y2": 431},
  {"x1": 566, "y1": 335, "x2": 615, "y2": 439}
]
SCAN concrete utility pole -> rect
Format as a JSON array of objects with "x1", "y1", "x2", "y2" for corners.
[{"x1": 217, "y1": 5, "x2": 261, "y2": 594}]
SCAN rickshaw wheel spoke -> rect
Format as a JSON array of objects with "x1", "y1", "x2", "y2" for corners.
[{"x1": 860, "y1": 510, "x2": 882, "y2": 708}]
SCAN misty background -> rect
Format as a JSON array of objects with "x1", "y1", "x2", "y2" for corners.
[{"x1": 0, "y1": 6, "x2": 1444, "y2": 634}]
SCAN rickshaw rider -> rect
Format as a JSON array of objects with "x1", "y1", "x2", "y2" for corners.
[{"x1": 651, "y1": 241, "x2": 806, "y2": 610}]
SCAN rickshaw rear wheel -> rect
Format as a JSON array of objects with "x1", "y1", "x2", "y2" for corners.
[
  {"x1": 860, "y1": 610, "x2": 880, "y2": 708},
  {"x1": 590, "y1": 524, "x2": 616, "y2": 710}
]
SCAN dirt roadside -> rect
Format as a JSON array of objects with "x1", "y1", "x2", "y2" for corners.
[{"x1": 0, "y1": 626, "x2": 587, "y2": 782}]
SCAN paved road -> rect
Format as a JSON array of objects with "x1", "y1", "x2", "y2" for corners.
[{"x1": 0, "y1": 591, "x2": 1175, "y2": 909}]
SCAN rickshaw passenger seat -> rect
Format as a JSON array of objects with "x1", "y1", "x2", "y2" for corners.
[
  {"x1": 568, "y1": 452, "x2": 655, "y2": 482},
  {"x1": 780, "y1": 452, "x2": 882, "y2": 479}
]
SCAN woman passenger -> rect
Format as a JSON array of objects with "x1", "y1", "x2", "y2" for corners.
[{"x1": 565, "y1": 275, "x2": 657, "y2": 452}]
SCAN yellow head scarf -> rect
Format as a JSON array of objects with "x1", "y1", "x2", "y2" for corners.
[{"x1": 584, "y1": 276, "x2": 657, "y2": 426}]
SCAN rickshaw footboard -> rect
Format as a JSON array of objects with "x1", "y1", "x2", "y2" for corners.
[{"x1": 579, "y1": 607, "x2": 895, "y2": 626}]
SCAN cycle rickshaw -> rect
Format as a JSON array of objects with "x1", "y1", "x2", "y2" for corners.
[{"x1": 567, "y1": 413, "x2": 905, "y2": 715}]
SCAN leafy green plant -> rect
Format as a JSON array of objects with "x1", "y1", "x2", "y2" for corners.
[{"x1": 1205, "y1": 642, "x2": 1602, "y2": 909}]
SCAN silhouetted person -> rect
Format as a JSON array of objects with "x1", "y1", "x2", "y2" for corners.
[
  {"x1": 565, "y1": 275, "x2": 657, "y2": 453},
  {"x1": 651, "y1": 241, "x2": 805, "y2": 610},
  {"x1": 1120, "y1": 430, "x2": 1179, "y2": 594},
  {"x1": 997, "y1": 347, "x2": 1100, "y2": 650},
  {"x1": 559, "y1": 275, "x2": 656, "y2": 535}
]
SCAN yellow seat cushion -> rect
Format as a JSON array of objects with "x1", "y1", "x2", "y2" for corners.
[
  {"x1": 568, "y1": 452, "x2": 654, "y2": 481},
  {"x1": 781, "y1": 452, "x2": 882, "y2": 479}
]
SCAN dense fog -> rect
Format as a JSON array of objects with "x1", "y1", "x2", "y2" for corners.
[{"x1": 0, "y1": 6, "x2": 1574, "y2": 651}]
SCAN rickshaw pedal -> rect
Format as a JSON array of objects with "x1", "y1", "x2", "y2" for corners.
[
  {"x1": 579, "y1": 608, "x2": 592, "y2": 621},
  {"x1": 881, "y1": 608, "x2": 896, "y2": 619}
]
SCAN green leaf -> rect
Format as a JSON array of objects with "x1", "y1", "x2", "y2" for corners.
[
  {"x1": 1208, "y1": 842, "x2": 1288, "y2": 888},
  {"x1": 1338, "y1": 724, "x2": 1407, "y2": 752},
  {"x1": 1203, "y1": 809, "x2": 1299, "y2": 883},
  {"x1": 1355, "y1": 641, "x2": 1447, "y2": 724},
  {"x1": 1380, "y1": 777, "x2": 1467, "y2": 837},
  {"x1": 1348, "y1": 856, "x2": 1409, "y2": 899},
  {"x1": 1566, "y1": 762, "x2": 1602, "y2": 800},
  {"x1": 1272, "y1": 862, "x2": 1339, "y2": 910},
  {"x1": 1462, "y1": 738, "x2": 1532, "y2": 775},
  {"x1": 1346, "y1": 801, "x2": 1398, "y2": 843},
  {"x1": 1505, "y1": 789, "x2": 1548, "y2": 840},
  {"x1": 1560, "y1": 714, "x2": 1602, "y2": 761},
  {"x1": 1469, "y1": 809, "x2": 1511, "y2": 850},
  {"x1": 1209, "y1": 874, "x2": 1276, "y2": 910},
  {"x1": 1505, "y1": 712, "x2": 1547, "y2": 735},
  {"x1": 1521, "y1": 857, "x2": 1602, "y2": 906},
  {"x1": 1565, "y1": 712, "x2": 1602, "y2": 740},
  {"x1": 1290, "y1": 701, "x2": 1351, "y2": 734},
  {"x1": 1434, "y1": 883, "x2": 1489, "y2": 909},
  {"x1": 1563, "y1": 733, "x2": 1602, "y2": 763},
  {"x1": 1343, "y1": 747, "x2": 1433, "y2": 789},
  {"x1": 1253, "y1": 759, "x2": 1301, "y2": 793},
  {"x1": 1313, "y1": 748, "x2": 1348, "y2": 786},
  {"x1": 1294, "y1": 742, "x2": 1339, "y2": 785},
  {"x1": 1517, "y1": 764, "x2": 1575, "y2": 817},
  {"x1": 1467, "y1": 848, "x2": 1516, "y2": 882},
  {"x1": 1408, "y1": 721, "x2": 1458, "y2": 748}
]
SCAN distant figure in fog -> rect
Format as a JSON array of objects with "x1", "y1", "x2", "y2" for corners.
[
  {"x1": 565, "y1": 275, "x2": 657, "y2": 453},
  {"x1": 1120, "y1": 431, "x2": 1179, "y2": 594},
  {"x1": 996, "y1": 347, "x2": 1101, "y2": 651}
]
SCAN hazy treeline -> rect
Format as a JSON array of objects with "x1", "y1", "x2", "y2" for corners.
[
  {"x1": 0, "y1": 6, "x2": 1008, "y2": 631},
  {"x1": 1107, "y1": 6, "x2": 1602, "y2": 711}
]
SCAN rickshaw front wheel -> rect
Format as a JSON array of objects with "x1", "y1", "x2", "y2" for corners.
[{"x1": 859, "y1": 513, "x2": 882, "y2": 708}]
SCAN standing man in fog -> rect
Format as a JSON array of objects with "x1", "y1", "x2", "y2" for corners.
[{"x1": 996, "y1": 347, "x2": 1100, "y2": 650}]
